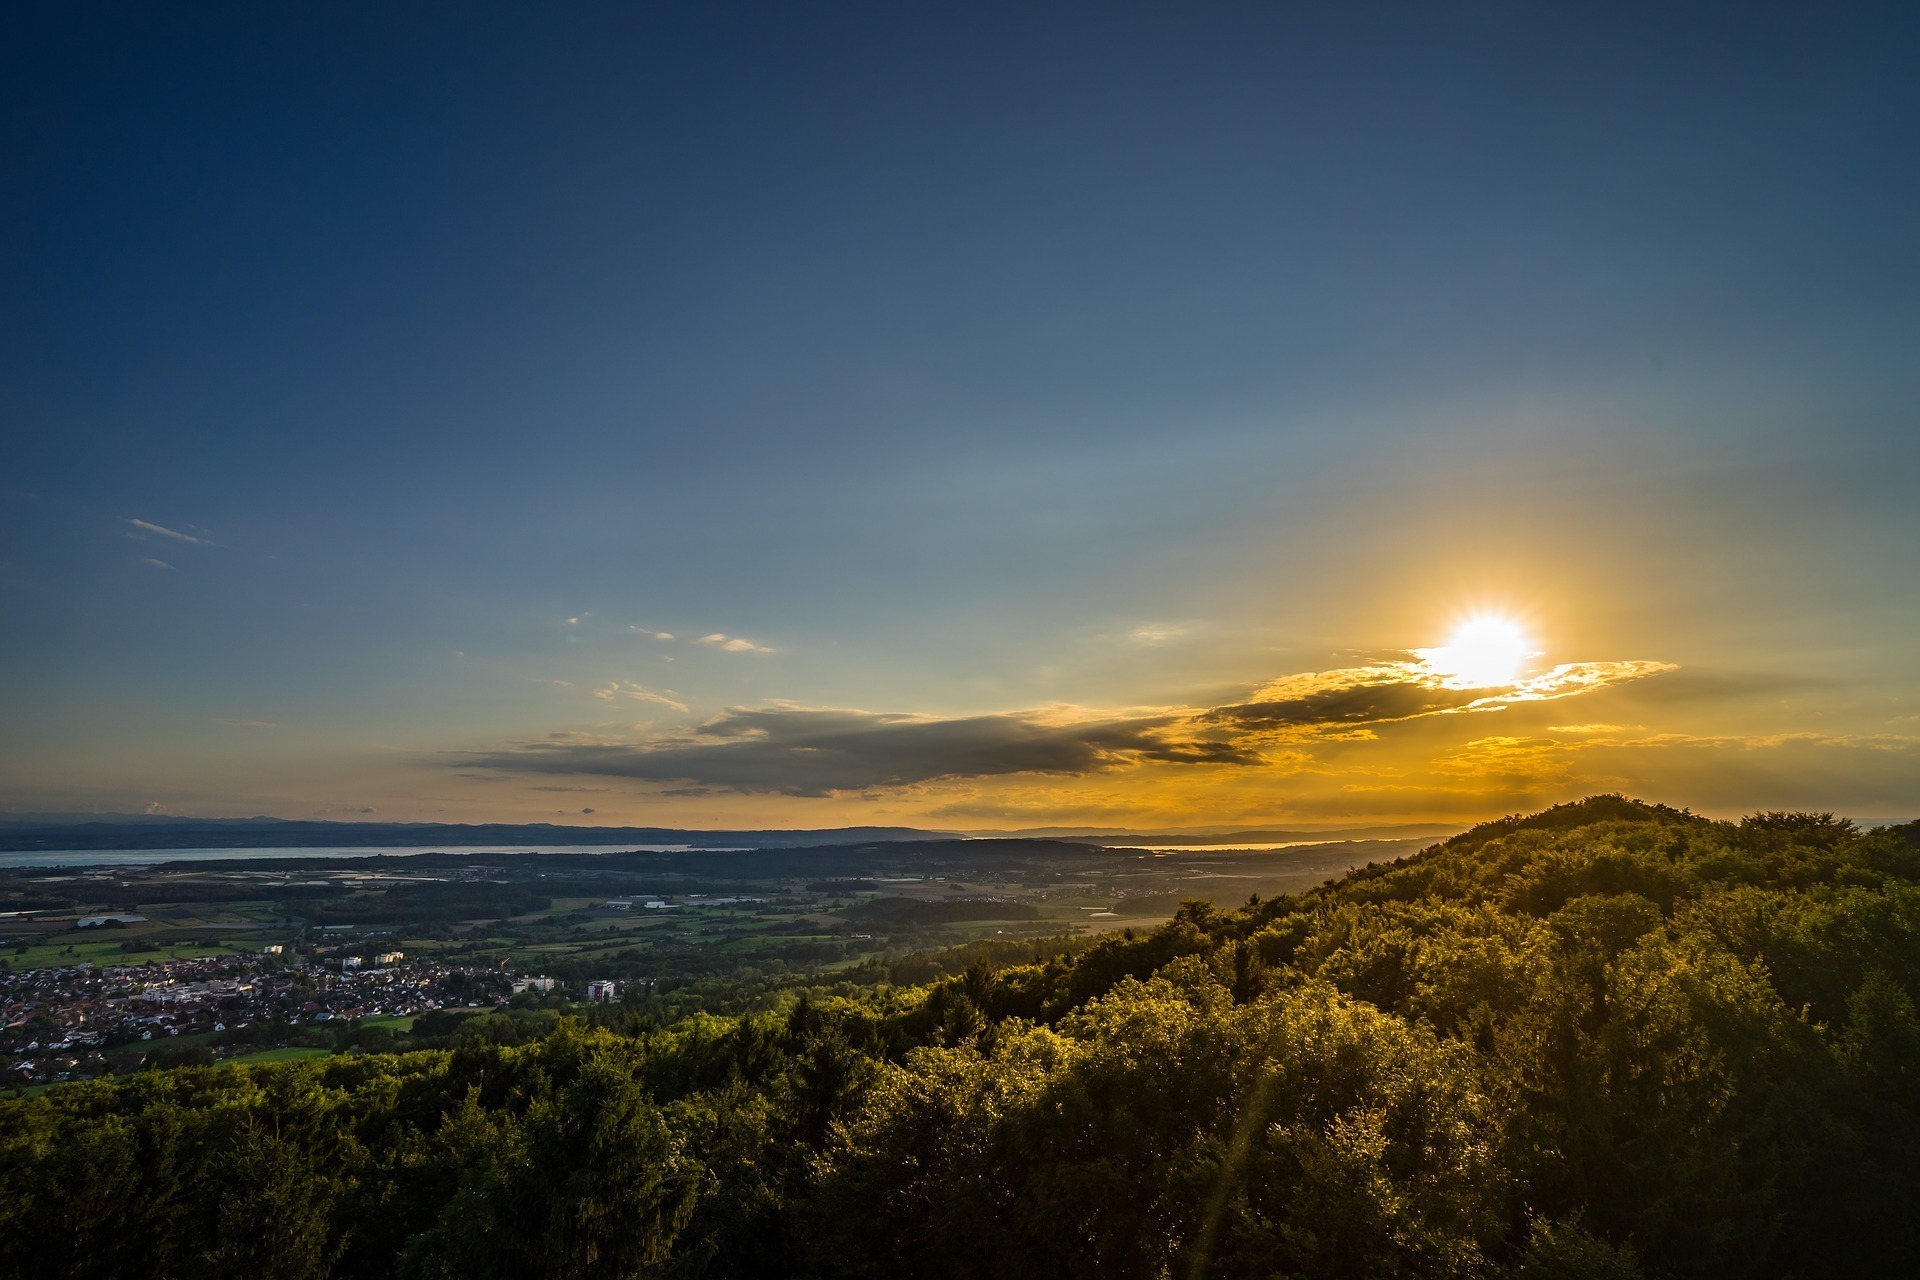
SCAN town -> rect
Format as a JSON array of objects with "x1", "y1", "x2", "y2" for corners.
[{"x1": 0, "y1": 947, "x2": 625, "y2": 1088}]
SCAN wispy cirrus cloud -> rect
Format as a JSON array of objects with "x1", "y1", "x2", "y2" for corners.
[
  {"x1": 591, "y1": 681, "x2": 689, "y2": 713},
  {"x1": 1129, "y1": 623, "x2": 1187, "y2": 645},
  {"x1": 127, "y1": 518, "x2": 213, "y2": 545},
  {"x1": 455, "y1": 653, "x2": 1674, "y2": 796},
  {"x1": 699, "y1": 633, "x2": 774, "y2": 654}
]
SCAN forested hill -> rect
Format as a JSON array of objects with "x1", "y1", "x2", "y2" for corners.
[{"x1": 6, "y1": 796, "x2": 1920, "y2": 1279}]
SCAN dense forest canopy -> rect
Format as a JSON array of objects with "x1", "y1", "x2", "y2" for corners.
[{"x1": 5, "y1": 796, "x2": 1920, "y2": 1278}]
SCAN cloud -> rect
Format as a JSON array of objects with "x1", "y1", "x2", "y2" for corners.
[
  {"x1": 1600, "y1": 669, "x2": 1839, "y2": 706},
  {"x1": 1429, "y1": 735, "x2": 1586, "y2": 786},
  {"x1": 141, "y1": 558, "x2": 174, "y2": 570},
  {"x1": 456, "y1": 703, "x2": 1253, "y2": 797},
  {"x1": 1583, "y1": 729, "x2": 1920, "y2": 753},
  {"x1": 127, "y1": 518, "x2": 211, "y2": 545},
  {"x1": 1130, "y1": 624, "x2": 1186, "y2": 645},
  {"x1": 629, "y1": 627, "x2": 675, "y2": 641},
  {"x1": 1208, "y1": 659, "x2": 1676, "y2": 738},
  {"x1": 699, "y1": 633, "x2": 774, "y2": 654},
  {"x1": 591, "y1": 681, "x2": 690, "y2": 713},
  {"x1": 1369, "y1": 727, "x2": 1920, "y2": 817},
  {"x1": 451, "y1": 652, "x2": 1674, "y2": 797},
  {"x1": 1205, "y1": 669, "x2": 1484, "y2": 733}
]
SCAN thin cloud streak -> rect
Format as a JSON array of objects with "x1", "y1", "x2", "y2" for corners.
[
  {"x1": 591, "y1": 681, "x2": 690, "y2": 713},
  {"x1": 127, "y1": 518, "x2": 212, "y2": 545},
  {"x1": 699, "y1": 633, "x2": 774, "y2": 654}
]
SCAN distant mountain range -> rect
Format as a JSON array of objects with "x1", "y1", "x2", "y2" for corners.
[{"x1": 0, "y1": 813, "x2": 1461, "y2": 853}]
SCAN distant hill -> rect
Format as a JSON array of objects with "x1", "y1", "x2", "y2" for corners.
[
  {"x1": 0, "y1": 817, "x2": 959, "y2": 852},
  {"x1": 0, "y1": 813, "x2": 1469, "y2": 854}
]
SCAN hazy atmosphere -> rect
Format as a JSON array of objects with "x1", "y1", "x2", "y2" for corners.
[{"x1": 6, "y1": 3, "x2": 1917, "y2": 828}]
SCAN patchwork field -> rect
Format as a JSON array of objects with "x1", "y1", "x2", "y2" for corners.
[{"x1": 1, "y1": 837, "x2": 1420, "y2": 994}]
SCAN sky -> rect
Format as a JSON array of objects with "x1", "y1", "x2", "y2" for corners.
[{"x1": 3, "y1": 2, "x2": 1917, "y2": 830}]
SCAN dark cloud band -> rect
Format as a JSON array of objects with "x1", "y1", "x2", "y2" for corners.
[
  {"x1": 454, "y1": 658, "x2": 1674, "y2": 795},
  {"x1": 459, "y1": 707, "x2": 1254, "y2": 797}
]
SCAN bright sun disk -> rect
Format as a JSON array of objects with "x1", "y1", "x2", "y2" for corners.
[{"x1": 1418, "y1": 615, "x2": 1537, "y2": 688}]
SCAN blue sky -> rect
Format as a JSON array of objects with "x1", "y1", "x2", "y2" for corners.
[{"x1": 4, "y1": 3, "x2": 1917, "y2": 827}]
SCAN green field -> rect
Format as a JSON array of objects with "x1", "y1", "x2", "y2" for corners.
[
  {"x1": 3, "y1": 934, "x2": 270, "y2": 971},
  {"x1": 358, "y1": 1014, "x2": 415, "y2": 1032},
  {"x1": 2, "y1": 838, "x2": 1404, "y2": 1005},
  {"x1": 224, "y1": 1046, "x2": 332, "y2": 1067}
]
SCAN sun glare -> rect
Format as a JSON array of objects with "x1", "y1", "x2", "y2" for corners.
[{"x1": 1418, "y1": 615, "x2": 1537, "y2": 688}]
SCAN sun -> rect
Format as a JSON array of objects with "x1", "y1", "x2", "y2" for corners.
[{"x1": 1417, "y1": 614, "x2": 1537, "y2": 688}]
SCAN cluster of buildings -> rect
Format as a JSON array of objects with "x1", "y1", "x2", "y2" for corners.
[
  {"x1": 0, "y1": 949, "x2": 508, "y2": 1087},
  {"x1": 509, "y1": 976, "x2": 633, "y2": 1002},
  {"x1": 602, "y1": 894, "x2": 768, "y2": 910}
]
